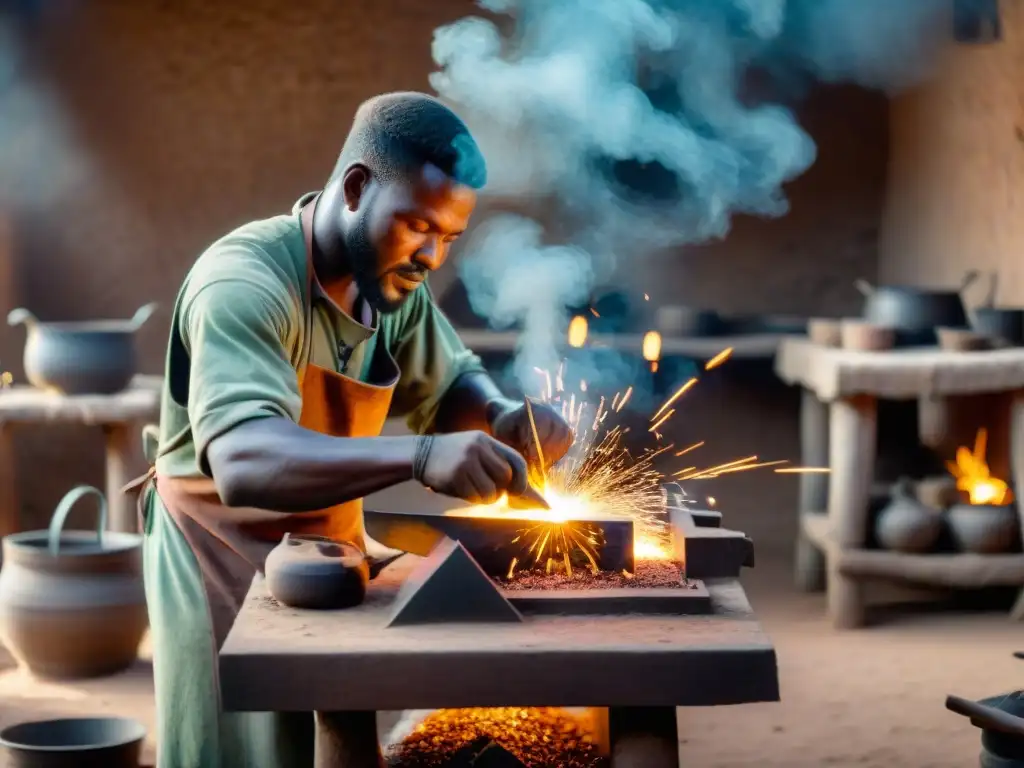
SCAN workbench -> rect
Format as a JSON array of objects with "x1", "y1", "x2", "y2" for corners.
[
  {"x1": 775, "y1": 338, "x2": 1024, "y2": 629},
  {"x1": 219, "y1": 555, "x2": 779, "y2": 767},
  {"x1": 0, "y1": 374, "x2": 160, "y2": 537}
]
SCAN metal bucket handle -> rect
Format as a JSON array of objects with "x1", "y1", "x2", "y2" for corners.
[{"x1": 47, "y1": 485, "x2": 107, "y2": 556}]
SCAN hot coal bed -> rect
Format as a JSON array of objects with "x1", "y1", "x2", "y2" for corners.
[{"x1": 223, "y1": 484, "x2": 777, "y2": 768}]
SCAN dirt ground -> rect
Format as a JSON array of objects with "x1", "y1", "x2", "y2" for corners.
[{"x1": 0, "y1": 479, "x2": 1019, "y2": 768}]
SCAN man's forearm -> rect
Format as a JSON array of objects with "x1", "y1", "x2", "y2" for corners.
[
  {"x1": 206, "y1": 417, "x2": 417, "y2": 512},
  {"x1": 432, "y1": 371, "x2": 515, "y2": 435}
]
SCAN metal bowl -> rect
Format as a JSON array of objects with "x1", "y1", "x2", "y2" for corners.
[{"x1": 0, "y1": 717, "x2": 146, "y2": 768}]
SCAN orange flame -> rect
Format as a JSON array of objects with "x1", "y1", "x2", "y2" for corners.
[
  {"x1": 946, "y1": 428, "x2": 1012, "y2": 506},
  {"x1": 642, "y1": 330, "x2": 662, "y2": 362}
]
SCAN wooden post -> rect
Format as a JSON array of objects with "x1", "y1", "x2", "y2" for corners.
[
  {"x1": 314, "y1": 711, "x2": 383, "y2": 768},
  {"x1": 1009, "y1": 391, "x2": 1024, "y2": 621},
  {"x1": 827, "y1": 394, "x2": 878, "y2": 629},
  {"x1": 795, "y1": 389, "x2": 829, "y2": 592},
  {"x1": 607, "y1": 706, "x2": 679, "y2": 768},
  {"x1": 103, "y1": 422, "x2": 135, "y2": 533}
]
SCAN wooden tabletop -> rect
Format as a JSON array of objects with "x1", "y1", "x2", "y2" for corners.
[
  {"x1": 0, "y1": 375, "x2": 161, "y2": 423},
  {"x1": 219, "y1": 555, "x2": 779, "y2": 712},
  {"x1": 775, "y1": 338, "x2": 1024, "y2": 400}
]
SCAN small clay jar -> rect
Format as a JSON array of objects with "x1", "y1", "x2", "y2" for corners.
[
  {"x1": 947, "y1": 503, "x2": 1020, "y2": 554},
  {"x1": 937, "y1": 326, "x2": 993, "y2": 352},
  {"x1": 265, "y1": 534, "x2": 369, "y2": 610},
  {"x1": 875, "y1": 478, "x2": 943, "y2": 554},
  {"x1": 808, "y1": 318, "x2": 842, "y2": 347},
  {"x1": 841, "y1": 320, "x2": 895, "y2": 351}
]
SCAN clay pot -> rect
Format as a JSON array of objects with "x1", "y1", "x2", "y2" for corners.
[
  {"x1": 265, "y1": 533, "x2": 368, "y2": 610},
  {"x1": 808, "y1": 318, "x2": 842, "y2": 347},
  {"x1": 7, "y1": 303, "x2": 157, "y2": 395},
  {"x1": 937, "y1": 326, "x2": 993, "y2": 352},
  {"x1": 855, "y1": 271, "x2": 977, "y2": 346},
  {"x1": 840, "y1": 319, "x2": 895, "y2": 351},
  {"x1": 875, "y1": 479, "x2": 943, "y2": 553},
  {"x1": 0, "y1": 486, "x2": 147, "y2": 679},
  {"x1": 0, "y1": 717, "x2": 145, "y2": 768},
  {"x1": 947, "y1": 503, "x2": 1020, "y2": 554}
]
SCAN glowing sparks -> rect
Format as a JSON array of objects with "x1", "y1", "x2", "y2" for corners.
[
  {"x1": 524, "y1": 397, "x2": 548, "y2": 487},
  {"x1": 675, "y1": 441, "x2": 704, "y2": 457},
  {"x1": 705, "y1": 347, "x2": 733, "y2": 370},
  {"x1": 648, "y1": 409, "x2": 674, "y2": 433},
  {"x1": 568, "y1": 315, "x2": 588, "y2": 348},
  {"x1": 652, "y1": 378, "x2": 697, "y2": 422},
  {"x1": 642, "y1": 331, "x2": 661, "y2": 362}
]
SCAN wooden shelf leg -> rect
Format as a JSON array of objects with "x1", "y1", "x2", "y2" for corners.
[
  {"x1": 826, "y1": 395, "x2": 877, "y2": 629},
  {"x1": 795, "y1": 389, "x2": 828, "y2": 592},
  {"x1": 103, "y1": 423, "x2": 135, "y2": 533},
  {"x1": 0, "y1": 421, "x2": 17, "y2": 554},
  {"x1": 608, "y1": 706, "x2": 679, "y2": 767},
  {"x1": 1009, "y1": 390, "x2": 1024, "y2": 622},
  {"x1": 314, "y1": 711, "x2": 383, "y2": 768}
]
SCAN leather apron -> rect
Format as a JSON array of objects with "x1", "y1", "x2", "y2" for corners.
[{"x1": 134, "y1": 201, "x2": 398, "y2": 649}]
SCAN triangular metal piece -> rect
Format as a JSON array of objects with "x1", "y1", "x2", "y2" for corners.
[{"x1": 387, "y1": 537, "x2": 523, "y2": 627}]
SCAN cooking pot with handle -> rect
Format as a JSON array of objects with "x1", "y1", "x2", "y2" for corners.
[{"x1": 855, "y1": 270, "x2": 979, "y2": 346}]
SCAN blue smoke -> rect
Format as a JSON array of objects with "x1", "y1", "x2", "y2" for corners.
[{"x1": 432, "y1": 0, "x2": 949, "y2": 388}]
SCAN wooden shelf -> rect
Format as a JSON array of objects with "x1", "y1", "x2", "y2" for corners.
[
  {"x1": 800, "y1": 512, "x2": 1024, "y2": 588},
  {"x1": 454, "y1": 328, "x2": 796, "y2": 360}
]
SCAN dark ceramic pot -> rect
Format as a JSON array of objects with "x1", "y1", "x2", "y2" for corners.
[
  {"x1": 856, "y1": 270, "x2": 978, "y2": 346},
  {"x1": 265, "y1": 533, "x2": 368, "y2": 610},
  {"x1": 0, "y1": 486, "x2": 147, "y2": 679},
  {"x1": 7, "y1": 303, "x2": 157, "y2": 395},
  {"x1": 947, "y1": 503, "x2": 1020, "y2": 554},
  {"x1": 0, "y1": 717, "x2": 145, "y2": 768},
  {"x1": 875, "y1": 479, "x2": 943, "y2": 554}
]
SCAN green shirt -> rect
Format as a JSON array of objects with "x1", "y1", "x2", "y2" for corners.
[{"x1": 154, "y1": 194, "x2": 485, "y2": 477}]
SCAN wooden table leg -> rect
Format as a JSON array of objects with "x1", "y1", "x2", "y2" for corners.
[
  {"x1": 608, "y1": 706, "x2": 679, "y2": 767},
  {"x1": 314, "y1": 711, "x2": 383, "y2": 768},
  {"x1": 1009, "y1": 391, "x2": 1024, "y2": 621},
  {"x1": 0, "y1": 421, "x2": 17, "y2": 555},
  {"x1": 826, "y1": 395, "x2": 877, "y2": 629},
  {"x1": 795, "y1": 389, "x2": 829, "y2": 592},
  {"x1": 103, "y1": 422, "x2": 135, "y2": 533}
]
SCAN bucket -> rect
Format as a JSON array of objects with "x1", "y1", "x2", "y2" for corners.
[
  {"x1": 0, "y1": 717, "x2": 145, "y2": 768},
  {"x1": 0, "y1": 486, "x2": 147, "y2": 679}
]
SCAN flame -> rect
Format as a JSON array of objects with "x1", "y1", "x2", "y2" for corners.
[
  {"x1": 568, "y1": 315, "x2": 588, "y2": 348},
  {"x1": 946, "y1": 428, "x2": 1012, "y2": 506},
  {"x1": 642, "y1": 330, "x2": 662, "y2": 362}
]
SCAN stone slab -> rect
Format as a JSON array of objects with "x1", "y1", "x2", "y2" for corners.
[
  {"x1": 775, "y1": 337, "x2": 1024, "y2": 401},
  {"x1": 219, "y1": 556, "x2": 778, "y2": 712},
  {"x1": 503, "y1": 580, "x2": 711, "y2": 617}
]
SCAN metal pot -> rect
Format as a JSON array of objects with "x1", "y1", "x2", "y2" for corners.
[
  {"x1": 7, "y1": 303, "x2": 157, "y2": 395},
  {"x1": 0, "y1": 486, "x2": 147, "y2": 679},
  {"x1": 855, "y1": 271, "x2": 979, "y2": 346},
  {"x1": 0, "y1": 717, "x2": 145, "y2": 768}
]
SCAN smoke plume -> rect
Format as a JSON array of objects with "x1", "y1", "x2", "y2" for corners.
[{"x1": 430, "y1": 0, "x2": 950, "y2": 389}]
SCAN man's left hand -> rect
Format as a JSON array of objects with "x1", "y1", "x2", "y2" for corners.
[{"x1": 491, "y1": 400, "x2": 574, "y2": 473}]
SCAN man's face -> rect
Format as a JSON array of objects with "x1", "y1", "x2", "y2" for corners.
[{"x1": 346, "y1": 163, "x2": 477, "y2": 314}]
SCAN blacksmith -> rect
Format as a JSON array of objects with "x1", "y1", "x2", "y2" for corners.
[{"x1": 135, "y1": 91, "x2": 572, "y2": 767}]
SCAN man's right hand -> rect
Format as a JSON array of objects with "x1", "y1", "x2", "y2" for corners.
[{"x1": 419, "y1": 431, "x2": 541, "y2": 506}]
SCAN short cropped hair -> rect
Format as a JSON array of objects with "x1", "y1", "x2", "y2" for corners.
[{"x1": 330, "y1": 92, "x2": 487, "y2": 189}]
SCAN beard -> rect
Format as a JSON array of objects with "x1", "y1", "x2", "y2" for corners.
[{"x1": 347, "y1": 213, "x2": 405, "y2": 315}]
